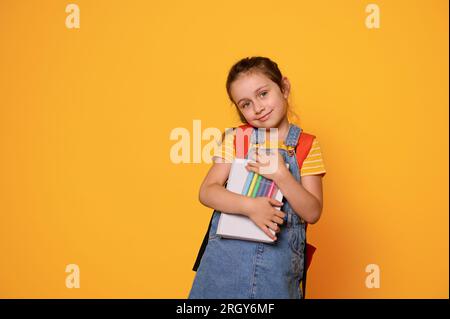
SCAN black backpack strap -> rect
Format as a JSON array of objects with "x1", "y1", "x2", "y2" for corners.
[
  {"x1": 302, "y1": 233, "x2": 308, "y2": 298},
  {"x1": 192, "y1": 210, "x2": 215, "y2": 271}
]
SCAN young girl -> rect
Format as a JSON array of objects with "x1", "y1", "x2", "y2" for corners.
[{"x1": 188, "y1": 56, "x2": 326, "y2": 299}]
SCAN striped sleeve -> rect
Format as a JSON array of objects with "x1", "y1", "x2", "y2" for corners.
[
  {"x1": 212, "y1": 128, "x2": 235, "y2": 163},
  {"x1": 300, "y1": 138, "x2": 326, "y2": 177}
]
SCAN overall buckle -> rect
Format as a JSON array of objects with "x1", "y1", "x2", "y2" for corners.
[{"x1": 287, "y1": 146, "x2": 295, "y2": 157}]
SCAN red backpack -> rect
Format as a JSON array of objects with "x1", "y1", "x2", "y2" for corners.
[{"x1": 193, "y1": 124, "x2": 318, "y2": 298}]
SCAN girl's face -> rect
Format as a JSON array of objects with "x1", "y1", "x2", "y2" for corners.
[{"x1": 230, "y1": 71, "x2": 290, "y2": 129}]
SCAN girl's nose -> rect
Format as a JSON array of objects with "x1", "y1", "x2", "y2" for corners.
[{"x1": 253, "y1": 102, "x2": 265, "y2": 115}]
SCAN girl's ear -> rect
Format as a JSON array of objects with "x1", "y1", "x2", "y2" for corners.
[{"x1": 281, "y1": 76, "x2": 291, "y2": 99}]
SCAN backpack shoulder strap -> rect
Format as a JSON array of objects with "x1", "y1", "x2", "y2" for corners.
[
  {"x1": 295, "y1": 131, "x2": 316, "y2": 299},
  {"x1": 192, "y1": 211, "x2": 214, "y2": 272},
  {"x1": 295, "y1": 132, "x2": 316, "y2": 169},
  {"x1": 233, "y1": 124, "x2": 254, "y2": 159}
]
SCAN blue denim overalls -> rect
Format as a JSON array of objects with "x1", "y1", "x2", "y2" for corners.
[{"x1": 188, "y1": 123, "x2": 306, "y2": 299}]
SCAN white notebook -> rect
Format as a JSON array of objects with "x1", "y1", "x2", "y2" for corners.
[{"x1": 216, "y1": 158, "x2": 288, "y2": 244}]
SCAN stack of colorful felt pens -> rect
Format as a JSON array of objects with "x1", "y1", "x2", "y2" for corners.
[{"x1": 241, "y1": 170, "x2": 279, "y2": 199}]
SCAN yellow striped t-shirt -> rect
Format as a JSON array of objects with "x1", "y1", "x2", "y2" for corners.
[
  {"x1": 300, "y1": 138, "x2": 326, "y2": 177},
  {"x1": 212, "y1": 129, "x2": 326, "y2": 177}
]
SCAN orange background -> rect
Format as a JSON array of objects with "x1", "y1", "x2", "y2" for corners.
[{"x1": 0, "y1": 0, "x2": 448, "y2": 298}]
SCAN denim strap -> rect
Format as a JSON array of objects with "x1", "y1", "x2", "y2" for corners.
[{"x1": 284, "y1": 123, "x2": 302, "y2": 148}]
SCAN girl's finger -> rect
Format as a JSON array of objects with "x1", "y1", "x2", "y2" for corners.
[
  {"x1": 267, "y1": 221, "x2": 278, "y2": 232},
  {"x1": 272, "y1": 216, "x2": 284, "y2": 225},
  {"x1": 247, "y1": 161, "x2": 262, "y2": 167},
  {"x1": 275, "y1": 210, "x2": 287, "y2": 219},
  {"x1": 245, "y1": 164, "x2": 257, "y2": 173},
  {"x1": 271, "y1": 223, "x2": 280, "y2": 234},
  {"x1": 246, "y1": 163, "x2": 260, "y2": 172},
  {"x1": 268, "y1": 198, "x2": 283, "y2": 206},
  {"x1": 259, "y1": 222, "x2": 276, "y2": 240}
]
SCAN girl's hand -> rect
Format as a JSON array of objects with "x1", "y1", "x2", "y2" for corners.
[
  {"x1": 246, "y1": 197, "x2": 286, "y2": 240},
  {"x1": 245, "y1": 149, "x2": 289, "y2": 182}
]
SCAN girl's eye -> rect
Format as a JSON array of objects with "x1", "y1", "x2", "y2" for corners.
[
  {"x1": 259, "y1": 91, "x2": 267, "y2": 97},
  {"x1": 242, "y1": 102, "x2": 250, "y2": 108}
]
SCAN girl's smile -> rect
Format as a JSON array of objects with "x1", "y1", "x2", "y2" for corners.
[{"x1": 257, "y1": 109, "x2": 273, "y2": 122}]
